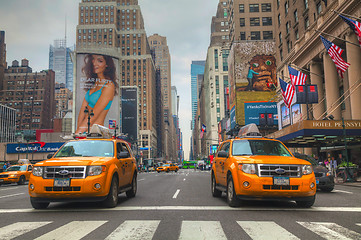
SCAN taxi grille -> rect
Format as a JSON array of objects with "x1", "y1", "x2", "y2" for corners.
[
  {"x1": 44, "y1": 166, "x2": 86, "y2": 179},
  {"x1": 263, "y1": 185, "x2": 299, "y2": 190},
  {"x1": 258, "y1": 164, "x2": 301, "y2": 177},
  {"x1": 45, "y1": 187, "x2": 81, "y2": 192},
  {"x1": 0, "y1": 175, "x2": 9, "y2": 178}
]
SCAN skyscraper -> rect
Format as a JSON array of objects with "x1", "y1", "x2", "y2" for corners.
[
  {"x1": 76, "y1": 0, "x2": 157, "y2": 158},
  {"x1": 49, "y1": 39, "x2": 74, "y2": 91},
  {"x1": 191, "y1": 60, "x2": 205, "y2": 129}
]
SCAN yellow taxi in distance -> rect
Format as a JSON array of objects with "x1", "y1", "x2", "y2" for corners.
[
  {"x1": 28, "y1": 125, "x2": 138, "y2": 209},
  {"x1": 211, "y1": 125, "x2": 316, "y2": 208},
  {"x1": 156, "y1": 163, "x2": 179, "y2": 173},
  {"x1": 0, "y1": 163, "x2": 33, "y2": 185}
]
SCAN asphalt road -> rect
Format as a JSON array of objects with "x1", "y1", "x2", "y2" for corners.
[{"x1": 0, "y1": 169, "x2": 360, "y2": 239}]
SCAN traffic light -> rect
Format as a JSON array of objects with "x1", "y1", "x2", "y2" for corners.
[
  {"x1": 295, "y1": 85, "x2": 318, "y2": 104},
  {"x1": 266, "y1": 113, "x2": 274, "y2": 126},
  {"x1": 259, "y1": 113, "x2": 266, "y2": 126}
]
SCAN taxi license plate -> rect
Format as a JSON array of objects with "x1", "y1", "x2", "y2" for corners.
[
  {"x1": 54, "y1": 178, "x2": 70, "y2": 187},
  {"x1": 273, "y1": 176, "x2": 289, "y2": 185}
]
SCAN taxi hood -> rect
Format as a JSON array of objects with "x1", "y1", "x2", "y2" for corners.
[
  {"x1": 233, "y1": 155, "x2": 311, "y2": 165},
  {"x1": 35, "y1": 157, "x2": 113, "y2": 166}
]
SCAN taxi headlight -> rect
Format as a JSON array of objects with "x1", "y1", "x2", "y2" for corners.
[
  {"x1": 241, "y1": 164, "x2": 257, "y2": 174},
  {"x1": 32, "y1": 167, "x2": 43, "y2": 177},
  {"x1": 88, "y1": 166, "x2": 104, "y2": 176},
  {"x1": 10, "y1": 174, "x2": 18, "y2": 177},
  {"x1": 302, "y1": 165, "x2": 313, "y2": 175}
]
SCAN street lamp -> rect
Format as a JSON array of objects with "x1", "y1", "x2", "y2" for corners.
[{"x1": 84, "y1": 106, "x2": 94, "y2": 134}]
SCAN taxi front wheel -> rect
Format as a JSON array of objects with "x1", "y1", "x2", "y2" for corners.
[
  {"x1": 211, "y1": 173, "x2": 222, "y2": 197},
  {"x1": 103, "y1": 177, "x2": 119, "y2": 208},
  {"x1": 227, "y1": 175, "x2": 241, "y2": 207},
  {"x1": 18, "y1": 176, "x2": 25, "y2": 185},
  {"x1": 30, "y1": 198, "x2": 49, "y2": 209},
  {"x1": 296, "y1": 195, "x2": 316, "y2": 208}
]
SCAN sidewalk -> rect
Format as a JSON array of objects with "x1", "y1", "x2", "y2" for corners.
[{"x1": 335, "y1": 175, "x2": 361, "y2": 188}]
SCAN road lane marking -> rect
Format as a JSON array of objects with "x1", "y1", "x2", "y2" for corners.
[
  {"x1": 0, "y1": 193, "x2": 24, "y2": 199},
  {"x1": 138, "y1": 179, "x2": 145, "y2": 181},
  {"x1": 238, "y1": 221, "x2": 299, "y2": 240},
  {"x1": 0, "y1": 187, "x2": 20, "y2": 191},
  {"x1": 297, "y1": 222, "x2": 361, "y2": 240},
  {"x1": 34, "y1": 221, "x2": 107, "y2": 240},
  {"x1": 333, "y1": 190, "x2": 353, "y2": 194},
  {"x1": 2, "y1": 206, "x2": 361, "y2": 213},
  {"x1": 179, "y1": 221, "x2": 227, "y2": 240},
  {"x1": 183, "y1": 178, "x2": 186, "y2": 181},
  {"x1": 173, "y1": 189, "x2": 180, "y2": 199},
  {"x1": 105, "y1": 220, "x2": 159, "y2": 240},
  {"x1": 0, "y1": 222, "x2": 52, "y2": 240}
]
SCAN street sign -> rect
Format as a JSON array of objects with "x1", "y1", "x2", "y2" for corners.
[{"x1": 109, "y1": 120, "x2": 116, "y2": 129}]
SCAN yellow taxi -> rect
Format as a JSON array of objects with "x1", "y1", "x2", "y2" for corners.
[
  {"x1": 0, "y1": 161, "x2": 33, "y2": 185},
  {"x1": 28, "y1": 125, "x2": 138, "y2": 209},
  {"x1": 211, "y1": 124, "x2": 316, "y2": 208},
  {"x1": 156, "y1": 163, "x2": 179, "y2": 173}
]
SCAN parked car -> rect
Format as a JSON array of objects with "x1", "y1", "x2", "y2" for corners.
[{"x1": 293, "y1": 153, "x2": 334, "y2": 192}]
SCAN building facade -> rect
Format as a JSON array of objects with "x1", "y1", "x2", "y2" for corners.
[
  {"x1": 0, "y1": 104, "x2": 16, "y2": 143},
  {"x1": 0, "y1": 59, "x2": 56, "y2": 131},
  {"x1": 271, "y1": 0, "x2": 361, "y2": 166},
  {"x1": 76, "y1": 0, "x2": 158, "y2": 159},
  {"x1": 191, "y1": 60, "x2": 206, "y2": 129},
  {"x1": 49, "y1": 39, "x2": 74, "y2": 91}
]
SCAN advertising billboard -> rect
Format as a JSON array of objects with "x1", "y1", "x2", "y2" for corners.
[
  {"x1": 7, "y1": 142, "x2": 65, "y2": 154},
  {"x1": 230, "y1": 104, "x2": 236, "y2": 129},
  {"x1": 228, "y1": 42, "x2": 277, "y2": 126},
  {"x1": 291, "y1": 104, "x2": 302, "y2": 124},
  {"x1": 75, "y1": 53, "x2": 119, "y2": 134},
  {"x1": 121, "y1": 87, "x2": 138, "y2": 143},
  {"x1": 281, "y1": 104, "x2": 291, "y2": 127},
  {"x1": 244, "y1": 101, "x2": 278, "y2": 126}
]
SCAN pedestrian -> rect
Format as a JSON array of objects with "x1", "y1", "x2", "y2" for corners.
[
  {"x1": 2, "y1": 163, "x2": 6, "y2": 171},
  {"x1": 324, "y1": 158, "x2": 330, "y2": 171},
  {"x1": 331, "y1": 156, "x2": 337, "y2": 176}
]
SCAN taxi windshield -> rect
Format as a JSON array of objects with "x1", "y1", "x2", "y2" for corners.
[
  {"x1": 162, "y1": 164, "x2": 170, "y2": 167},
  {"x1": 232, "y1": 140, "x2": 292, "y2": 157},
  {"x1": 6, "y1": 165, "x2": 26, "y2": 171},
  {"x1": 54, "y1": 140, "x2": 114, "y2": 157}
]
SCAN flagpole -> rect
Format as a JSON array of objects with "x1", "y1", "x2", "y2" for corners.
[
  {"x1": 332, "y1": 9, "x2": 361, "y2": 22},
  {"x1": 315, "y1": 30, "x2": 360, "y2": 48}
]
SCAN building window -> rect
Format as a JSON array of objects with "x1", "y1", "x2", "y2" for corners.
[
  {"x1": 280, "y1": 48, "x2": 283, "y2": 61},
  {"x1": 249, "y1": 4, "x2": 259, "y2": 12},
  {"x1": 279, "y1": 32, "x2": 282, "y2": 44},
  {"x1": 214, "y1": 49, "x2": 219, "y2": 70},
  {"x1": 287, "y1": 40, "x2": 292, "y2": 53},
  {"x1": 240, "y1": 32, "x2": 246, "y2": 40},
  {"x1": 304, "y1": 17, "x2": 309, "y2": 29},
  {"x1": 262, "y1": 17, "x2": 272, "y2": 26},
  {"x1": 304, "y1": 0, "x2": 308, "y2": 9},
  {"x1": 277, "y1": 0, "x2": 280, "y2": 9},
  {"x1": 250, "y1": 18, "x2": 260, "y2": 26},
  {"x1": 263, "y1": 31, "x2": 273, "y2": 40},
  {"x1": 240, "y1": 18, "x2": 245, "y2": 27},
  {"x1": 250, "y1": 31, "x2": 261, "y2": 40},
  {"x1": 239, "y1": 4, "x2": 244, "y2": 13},
  {"x1": 286, "y1": 22, "x2": 290, "y2": 34},
  {"x1": 294, "y1": 10, "x2": 298, "y2": 22},
  {"x1": 223, "y1": 8, "x2": 227, "y2": 18},
  {"x1": 316, "y1": 2, "x2": 322, "y2": 15},
  {"x1": 278, "y1": 14, "x2": 281, "y2": 26},
  {"x1": 295, "y1": 29, "x2": 299, "y2": 40},
  {"x1": 285, "y1": 1, "x2": 289, "y2": 15},
  {"x1": 261, "y1": 3, "x2": 271, "y2": 12}
]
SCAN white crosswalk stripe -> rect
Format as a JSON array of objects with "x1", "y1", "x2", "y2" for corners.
[
  {"x1": 0, "y1": 222, "x2": 52, "y2": 240},
  {"x1": 0, "y1": 220, "x2": 360, "y2": 239},
  {"x1": 297, "y1": 222, "x2": 361, "y2": 240},
  {"x1": 34, "y1": 221, "x2": 107, "y2": 240},
  {"x1": 105, "y1": 220, "x2": 160, "y2": 240},
  {"x1": 237, "y1": 221, "x2": 300, "y2": 240},
  {"x1": 179, "y1": 221, "x2": 227, "y2": 240}
]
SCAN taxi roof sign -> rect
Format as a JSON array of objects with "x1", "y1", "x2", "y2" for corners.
[
  {"x1": 237, "y1": 123, "x2": 262, "y2": 137},
  {"x1": 88, "y1": 124, "x2": 112, "y2": 139}
]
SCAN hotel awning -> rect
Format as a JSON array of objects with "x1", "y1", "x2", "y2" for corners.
[{"x1": 266, "y1": 120, "x2": 361, "y2": 148}]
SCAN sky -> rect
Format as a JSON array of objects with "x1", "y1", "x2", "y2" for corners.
[{"x1": 0, "y1": 0, "x2": 220, "y2": 160}]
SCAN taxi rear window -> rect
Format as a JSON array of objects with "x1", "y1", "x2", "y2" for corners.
[{"x1": 232, "y1": 140, "x2": 292, "y2": 157}]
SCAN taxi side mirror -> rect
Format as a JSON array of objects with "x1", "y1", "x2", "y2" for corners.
[
  {"x1": 218, "y1": 151, "x2": 229, "y2": 158},
  {"x1": 47, "y1": 153, "x2": 54, "y2": 159},
  {"x1": 118, "y1": 151, "x2": 130, "y2": 159}
]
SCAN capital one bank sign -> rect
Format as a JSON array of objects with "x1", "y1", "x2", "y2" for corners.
[{"x1": 6, "y1": 142, "x2": 65, "y2": 154}]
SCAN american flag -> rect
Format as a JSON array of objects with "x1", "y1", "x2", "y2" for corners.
[
  {"x1": 288, "y1": 66, "x2": 307, "y2": 86},
  {"x1": 200, "y1": 124, "x2": 206, "y2": 139},
  {"x1": 320, "y1": 36, "x2": 350, "y2": 79},
  {"x1": 339, "y1": 14, "x2": 361, "y2": 47},
  {"x1": 279, "y1": 78, "x2": 295, "y2": 109}
]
